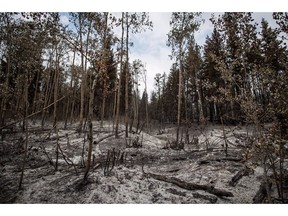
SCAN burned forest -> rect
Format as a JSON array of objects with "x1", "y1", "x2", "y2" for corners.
[{"x1": 1, "y1": 12, "x2": 288, "y2": 204}]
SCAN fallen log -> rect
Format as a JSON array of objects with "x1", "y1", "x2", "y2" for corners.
[
  {"x1": 229, "y1": 166, "x2": 251, "y2": 187},
  {"x1": 145, "y1": 172, "x2": 233, "y2": 197},
  {"x1": 93, "y1": 131, "x2": 124, "y2": 145},
  {"x1": 198, "y1": 157, "x2": 243, "y2": 165},
  {"x1": 193, "y1": 192, "x2": 218, "y2": 203},
  {"x1": 172, "y1": 157, "x2": 187, "y2": 161},
  {"x1": 166, "y1": 168, "x2": 181, "y2": 173},
  {"x1": 253, "y1": 180, "x2": 272, "y2": 203}
]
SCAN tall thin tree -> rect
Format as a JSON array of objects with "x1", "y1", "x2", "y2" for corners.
[{"x1": 167, "y1": 12, "x2": 202, "y2": 145}]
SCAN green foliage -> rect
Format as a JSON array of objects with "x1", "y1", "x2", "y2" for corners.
[{"x1": 167, "y1": 12, "x2": 203, "y2": 60}]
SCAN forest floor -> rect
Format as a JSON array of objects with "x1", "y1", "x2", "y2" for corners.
[{"x1": 0, "y1": 120, "x2": 285, "y2": 203}]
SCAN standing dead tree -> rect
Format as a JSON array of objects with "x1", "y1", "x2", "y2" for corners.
[
  {"x1": 104, "y1": 148, "x2": 127, "y2": 176},
  {"x1": 84, "y1": 77, "x2": 96, "y2": 181},
  {"x1": 167, "y1": 12, "x2": 203, "y2": 147},
  {"x1": 114, "y1": 12, "x2": 125, "y2": 138},
  {"x1": 18, "y1": 72, "x2": 29, "y2": 190}
]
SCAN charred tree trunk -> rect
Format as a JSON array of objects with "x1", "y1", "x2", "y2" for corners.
[
  {"x1": 64, "y1": 48, "x2": 77, "y2": 129},
  {"x1": 70, "y1": 76, "x2": 77, "y2": 125},
  {"x1": 145, "y1": 172, "x2": 233, "y2": 197},
  {"x1": 112, "y1": 87, "x2": 117, "y2": 132},
  {"x1": 84, "y1": 77, "x2": 96, "y2": 181},
  {"x1": 100, "y1": 13, "x2": 109, "y2": 129},
  {"x1": 79, "y1": 14, "x2": 92, "y2": 132},
  {"x1": 53, "y1": 46, "x2": 59, "y2": 130},
  {"x1": 176, "y1": 43, "x2": 183, "y2": 145},
  {"x1": 55, "y1": 127, "x2": 59, "y2": 171},
  {"x1": 41, "y1": 57, "x2": 53, "y2": 129},
  {"x1": 0, "y1": 18, "x2": 11, "y2": 129},
  {"x1": 115, "y1": 12, "x2": 125, "y2": 138},
  {"x1": 143, "y1": 69, "x2": 149, "y2": 131},
  {"x1": 125, "y1": 12, "x2": 130, "y2": 138},
  {"x1": 195, "y1": 71, "x2": 204, "y2": 124},
  {"x1": 101, "y1": 96, "x2": 106, "y2": 128},
  {"x1": 18, "y1": 73, "x2": 29, "y2": 190},
  {"x1": 79, "y1": 13, "x2": 85, "y2": 132},
  {"x1": 31, "y1": 69, "x2": 40, "y2": 121},
  {"x1": 253, "y1": 179, "x2": 272, "y2": 203},
  {"x1": 229, "y1": 166, "x2": 251, "y2": 187}
]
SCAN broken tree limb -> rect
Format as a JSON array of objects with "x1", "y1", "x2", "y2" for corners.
[
  {"x1": 229, "y1": 166, "x2": 251, "y2": 187},
  {"x1": 39, "y1": 140, "x2": 55, "y2": 168},
  {"x1": 193, "y1": 192, "x2": 218, "y2": 203},
  {"x1": 166, "y1": 168, "x2": 181, "y2": 173},
  {"x1": 0, "y1": 96, "x2": 65, "y2": 130},
  {"x1": 58, "y1": 142, "x2": 78, "y2": 175},
  {"x1": 145, "y1": 172, "x2": 233, "y2": 197},
  {"x1": 93, "y1": 134, "x2": 114, "y2": 145}
]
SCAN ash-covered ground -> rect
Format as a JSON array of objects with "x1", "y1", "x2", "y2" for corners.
[{"x1": 0, "y1": 121, "x2": 280, "y2": 203}]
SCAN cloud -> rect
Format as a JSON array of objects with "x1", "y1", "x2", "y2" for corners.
[
  {"x1": 128, "y1": 13, "x2": 173, "y2": 97},
  {"x1": 130, "y1": 46, "x2": 172, "y2": 96},
  {"x1": 60, "y1": 14, "x2": 69, "y2": 26},
  {"x1": 129, "y1": 12, "x2": 216, "y2": 97},
  {"x1": 194, "y1": 13, "x2": 225, "y2": 46}
]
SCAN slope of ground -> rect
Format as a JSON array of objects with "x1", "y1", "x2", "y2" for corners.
[{"x1": 0, "y1": 121, "x2": 273, "y2": 203}]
